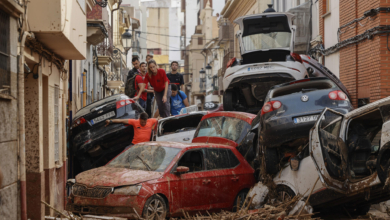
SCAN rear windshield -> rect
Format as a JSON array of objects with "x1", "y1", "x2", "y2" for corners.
[
  {"x1": 270, "y1": 80, "x2": 335, "y2": 99},
  {"x1": 194, "y1": 116, "x2": 251, "y2": 143},
  {"x1": 243, "y1": 32, "x2": 291, "y2": 51},
  {"x1": 159, "y1": 114, "x2": 205, "y2": 136},
  {"x1": 107, "y1": 144, "x2": 181, "y2": 172}
]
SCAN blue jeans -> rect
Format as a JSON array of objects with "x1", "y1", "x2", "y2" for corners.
[{"x1": 138, "y1": 98, "x2": 147, "y2": 110}]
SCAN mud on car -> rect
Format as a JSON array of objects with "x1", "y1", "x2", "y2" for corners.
[
  {"x1": 223, "y1": 12, "x2": 308, "y2": 114},
  {"x1": 69, "y1": 94, "x2": 144, "y2": 177},
  {"x1": 66, "y1": 142, "x2": 255, "y2": 219},
  {"x1": 250, "y1": 97, "x2": 390, "y2": 215}
]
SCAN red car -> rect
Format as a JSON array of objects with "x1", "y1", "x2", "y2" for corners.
[
  {"x1": 192, "y1": 112, "x2": 259, "y2": 169},
  {"x1": 66, "y1": 141, "x2": 255, "y2": 219}
]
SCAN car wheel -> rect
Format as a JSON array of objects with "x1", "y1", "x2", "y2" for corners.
[
  {"x1": 346, "y1": 204, "x2": 371, "y2": 216},
  {"x1": 276, "y1": 185, "x2": 296, "y2": 203},
  {"x1": 264, "y1": 147, "x2": 279, "y2": 174},
  {"x1": 233, "y1": 189, "x2": 249, "y2": 212},
  {"x1": 223, "y1": 90, "x2": 237, "y2": 111},
  {"x1": 142, "y1": 195, "x2": 167, "y2": 220}
]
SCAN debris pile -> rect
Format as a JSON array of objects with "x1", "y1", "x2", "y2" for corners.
[{"x1": 171, "y1": 194, "x2": 317, "y2": 220}]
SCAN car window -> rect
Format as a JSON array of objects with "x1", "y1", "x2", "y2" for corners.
[
  {"x1": 177, "y1": 150, "x2": 204, "y2": 173},
  {"x1": 205, "y1": 148, "x2": 240, "y2": 170},
  {"x1": 271, "y1": 80, "x2": 335, "y2": 99},
  {"x1": 243, "y1": 32, "x2": 291, "y2": 51},
  {"x1": 195, "y1": 117, "x2": 251, "y2": 143},
  {"x1": 107, "y1": 144, "x2": 181, "y2": 172},
  {"x1": 159, "y1": 114, "x2": 204, "y2": 136}
]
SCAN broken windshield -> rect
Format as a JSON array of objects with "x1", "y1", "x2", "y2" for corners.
[
  {"x1": 195, "y1": 117, "x2": 251, "y2": 143},
  {"x1": 107, "y1": 144, "x2": 181, "y2": 172},
  {"x1": 242, "y1": 32, "x2": 291, "y2": 52}
]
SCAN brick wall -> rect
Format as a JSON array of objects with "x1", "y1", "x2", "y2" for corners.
[{"x1": 333, "y1": 0, "x2": 387, "y2": 107}]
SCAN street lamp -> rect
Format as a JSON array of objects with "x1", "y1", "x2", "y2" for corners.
[
  {"x1": 205, "y1": 63, "x2": 212, "y2": 78},
  {"x1": 122, "y1": 29, "x2": 132, "y2": 62}
]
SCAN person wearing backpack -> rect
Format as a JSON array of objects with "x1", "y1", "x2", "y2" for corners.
[
  {"x1": 170, "y1": 84, "x2": 189, "y2": 116},
  {"x1": 124, "y1": 57, "x2": 141, "y2": 98}
]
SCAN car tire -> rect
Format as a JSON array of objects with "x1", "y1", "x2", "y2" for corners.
[
  {"x1": 223, "y1": 90, "x2": 237, "y2": 111},
  {"x1": 233, "y1": 189, "x2": 249, "y2": 212},
  {"x1": 264, "y1": 147, "x2": 279, "y2": 174},
  {"x1": 276, "y1": 185, "x2": 296, "y2": 203},
  {"x1": 346, "y1": 204, "x2": 371, "y2": 216},
  {"x1": 142, "y1": 195, "x2": 167, "y2": 219}
]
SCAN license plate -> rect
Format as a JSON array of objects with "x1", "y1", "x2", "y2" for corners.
[
  {"x1": 248, "y1": 65, "x2": 274, "y2": 71},
  {"x1": 293, "y1": 115, "x2": 320, "y2": 124},
  {"x1": 91, "y1": 111, "x2": 115, "y2": 125}
]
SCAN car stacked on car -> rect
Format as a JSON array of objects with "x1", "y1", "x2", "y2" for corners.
[{"x1": 67, "y1": 9, "x2": 390, "y2": 219}]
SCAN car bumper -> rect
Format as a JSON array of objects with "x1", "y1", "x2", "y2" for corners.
[{"x1": 67, "y1": 194, "x2": 147, "y2": 219}]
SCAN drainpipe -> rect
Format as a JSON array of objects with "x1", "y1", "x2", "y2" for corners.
[{"x1": 18, "y1": 31, "x2": 32, "y2": 220}]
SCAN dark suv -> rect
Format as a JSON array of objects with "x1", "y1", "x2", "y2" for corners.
[
  {"x1": 258, "y1": 78, "x2": 354, "y2": 174},
  {"x1": 69, "y1": 94, "x2": 144, "y2": 177}
]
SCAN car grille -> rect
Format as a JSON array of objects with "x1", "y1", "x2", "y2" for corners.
[{"x1": 72, "y1": 184, "x2": 113, "y2": 199}]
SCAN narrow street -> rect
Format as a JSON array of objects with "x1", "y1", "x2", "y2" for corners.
[{"x1": 1, "y1": 0, "x2": 390, "y2": 220}]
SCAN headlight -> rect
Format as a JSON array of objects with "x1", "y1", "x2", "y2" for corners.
[{"x1": 113, "y1": 185, "x2": 142, "y2": 195}]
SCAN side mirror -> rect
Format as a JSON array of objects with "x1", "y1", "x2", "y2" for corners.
[{"x1": 176, "y1": 166, "x2": 189, "y2": 174}]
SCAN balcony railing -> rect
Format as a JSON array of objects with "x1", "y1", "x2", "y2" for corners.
[{"x1": 97, "y1": 23, "x2": 113, "y2": 57}]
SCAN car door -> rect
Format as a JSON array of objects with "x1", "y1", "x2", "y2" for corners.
[
  {"x1": 310, "y1": 108, "x2": 349, "y2": 194},
  {"x1": 170, "y1": 149, "x2": 211, "y2": 214}
]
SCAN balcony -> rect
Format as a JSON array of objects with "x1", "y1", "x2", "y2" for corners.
[
  {"x1": 28, "y1": 0, "x2": 86, "y2": 59},
  {"x1": 87, "y1": 4, "x2": 108, "y2": 45}
]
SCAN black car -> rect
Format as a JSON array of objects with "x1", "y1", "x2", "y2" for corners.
[
  {"x1": 69, "y1": 94, "x2": 144, "y2": 177},
  {"x1": 258, "y1": 77, "x2": 354, "y2": 174}
]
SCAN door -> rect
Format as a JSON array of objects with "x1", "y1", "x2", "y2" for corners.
[
  {"x1": 173, "y1": 149, "x2": 210, "y2": 213},
  {"x1": 310, "y1": 108, "x2": 349, "y2": 194},
  {"x1": 204, "y1": 148, "x2": 242, "y2": 210}
]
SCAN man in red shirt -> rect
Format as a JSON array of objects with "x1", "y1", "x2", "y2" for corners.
[
  {"x1": 133, "y1": 62, "x2": 153, "y2": 110},
  {"x1": 105, "y1": 112, "x2": 157, "y2": 146}
]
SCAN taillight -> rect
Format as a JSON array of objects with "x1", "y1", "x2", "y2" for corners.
[
  {"x1": 328, "y1": 90, "x2": 348, "y2": 101},
  {"x1": 261, "y1": 101, "x2": 282, "y2": 115},
  {"x1": 226, "y1": 57, "x2": 236, "y2": 69},
  {"x1": 291, "y1": 53, "x2": 303, "y2": 63},
  {"x1": 290, "y1": 79, "x2": 310, "y2": 85},
  {"x1": 116, "y1": 99, "x2": 134, "y2": 109},
  {"x1": 72, "y1": 117, "x2": 86, "y2": 128}
]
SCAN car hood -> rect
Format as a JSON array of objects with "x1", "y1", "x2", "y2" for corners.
[{"x1": 75, "y1": 166, "x2": 163, "y2": 188}]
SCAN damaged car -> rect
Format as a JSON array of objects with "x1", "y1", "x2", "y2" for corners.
[
  {"x1": 250, "y1": 96, "x2": 390, "y2": 215},
  {"x1": 69, "y1": 94, "x2": 144, "y2": 177},
  {"x1": 223, "y1": 11, "x2": 308, "y2": 113},
  {"x1": 155, "y1": 111, "x2": 208, "y2": 143},
  {"x1": 66, "y1": 142, "x2": 255, "y2": 218},
  {"x1": 193, "y1": 112, "x2": 260, "y2": 171},
  {"x1": 258, "y1": 77, "x2": 354, "y2": 174}
]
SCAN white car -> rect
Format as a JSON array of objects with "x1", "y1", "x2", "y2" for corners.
[
  {"x1": 154, "y1": 111, "x2": 208, "y2": 143},
  {"x1": 223, "y1": 12, "x2": 308, "y2": 113},
  {"x1": 250, "y1": 96, "x2": 390, "y2": 215}
]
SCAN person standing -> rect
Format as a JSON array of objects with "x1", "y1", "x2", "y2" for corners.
[
  {"x1": 138, "y1": 59, "x2": 171, "y2": 118},
  {"x1": 170, "y1": 84, "x2": 190, "y2": 116},
  {"x1": 167, "y1": 61, "x2": 185, "y2": 91},
  {"x1": 133, "y1": 62, "x2": 153, "y2": 110},
  {"x1": 105, "y1": 112, "x2": 157, "y2": 146},
  {"x1": 127, "y1": 57, "x2": 140, "y2": 79},
  {"x1": 145, "y1": 54, "x2": 154, "y2": 117},
  {"x1": 146, "y1": 54, "x2": 153, "y2": 63}
]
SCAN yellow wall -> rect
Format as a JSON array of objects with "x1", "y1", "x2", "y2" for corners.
[{"x1": 146, "y1": 8, "x2": 170, "y2": 56}]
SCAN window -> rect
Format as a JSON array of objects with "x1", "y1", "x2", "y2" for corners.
[
  {"x1": 205, "y1": 148, "x2": 239, "y2": 170},
  {"x1": 0, "y1": 8, "x2": 10, "y2": 97},
  {"x1": 177, "y1": 150, "x2": 204, "y2": 172},
  {"x1": 198, "y1": 37, "x2": 203, "y2": 45},
  {"x1": 54, "y1": 86, "x2": 60, "y2": 162},
  {"x1": 147, "y1": 48, "x2": 161, "y2": 55}
]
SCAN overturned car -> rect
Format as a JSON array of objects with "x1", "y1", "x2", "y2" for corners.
[
  {"x1": 223, "y1": 11, "x2": 308, "y2": 113},
  {"x1": 250, "y1": 96, "x2": 390, "y2": 215},
  {"x1": 69, "y1": 94, "x2": 145, "y2": 177}
]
